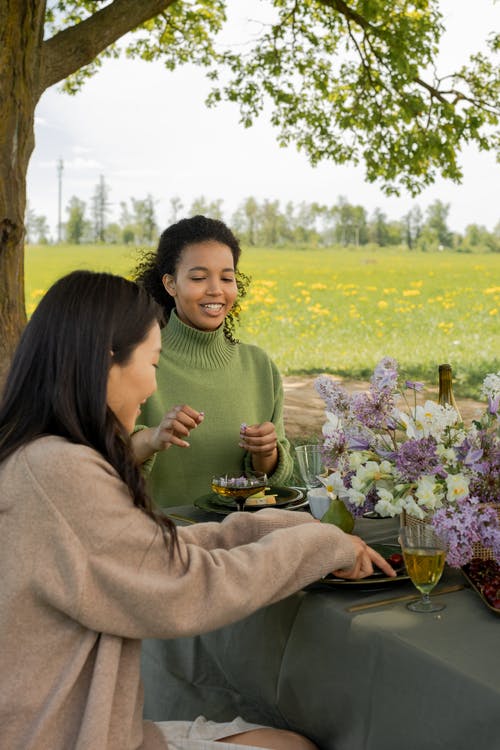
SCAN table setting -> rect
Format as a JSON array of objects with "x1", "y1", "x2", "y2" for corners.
[
  {"x1": 150, "y1": 471, "x2": 499, "y2": 749},
  {"x1": 164, "y1": 496, "x2": 470, "y2": 614},
  {"x1": 142, "y1": 513, "x2": 499, "y2": 750},
  {"x1": 143, "y1": 360, "x2": 499, "y2": 750}
]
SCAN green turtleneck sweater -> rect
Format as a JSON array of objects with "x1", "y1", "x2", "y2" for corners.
[{"x1": 140, "y1": 312, "x2": 294, "y2": 507}]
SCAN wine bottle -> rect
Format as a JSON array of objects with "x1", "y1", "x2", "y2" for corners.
[{"x1": 438, "y1": 363, "x2": 462, "y2": 422}]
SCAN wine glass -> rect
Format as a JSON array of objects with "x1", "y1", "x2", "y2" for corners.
[
  {"x1": 295, "y1": 444, "x2": 324, "y2": 490},
  {"x1": 211, "y1": 471, "x2": 268, "y2": 512},
  {"x1": 399, "y1": 524, "x2": 448, "y2": 613}
]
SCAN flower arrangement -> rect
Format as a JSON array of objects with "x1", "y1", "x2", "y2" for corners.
[{"x1": 314, "y1": 358, "x2": 500, "y2": 567}]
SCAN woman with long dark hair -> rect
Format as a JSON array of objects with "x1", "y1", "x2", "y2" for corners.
[
  {"x1": 0, "y1": 270, "x2": 393, "y2": 750},
  {"x1": 132, "y1": 215, "x2": 294, "y2": 507}
]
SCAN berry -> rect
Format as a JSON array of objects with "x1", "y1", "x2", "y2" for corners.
[{"x1": 387, "y1": 553, "x2": 403, "y2": 567}]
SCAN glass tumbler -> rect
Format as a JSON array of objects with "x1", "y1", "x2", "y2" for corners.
[{"x1": 295, "y1": 444, "x2": 324, "y2": 489}]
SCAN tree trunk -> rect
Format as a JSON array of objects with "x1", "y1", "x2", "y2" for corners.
[
  {"x1": 0, "y1": 1, "x2": 45, "y2": 386},
  {"x1": 0, "y1": 0, "x2": 178, "y2": 389}
]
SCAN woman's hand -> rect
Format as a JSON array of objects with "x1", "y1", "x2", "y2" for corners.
[
  {"x1": 332, "y1": 535, "x2": 397, "y2": 580},
  {"x1": 239, "y1": 421, "x2": 279, "y2": 475},
  {"x1": 150, "y1": 405, "x2": 204, "y2": 451},
  {"x1": 131, "y1": 405, "x2": 204, "y2": 463}
]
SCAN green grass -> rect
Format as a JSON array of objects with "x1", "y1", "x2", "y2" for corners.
[
  {"x1": 25, "y1": 244, "x2": 138, "y2": 313},
  {"x1": 238, "y1": 246, "x2": 500, "y2": 396},
  {"x1": 26, "y1": 243, "x2": 500, "y2": 397}
]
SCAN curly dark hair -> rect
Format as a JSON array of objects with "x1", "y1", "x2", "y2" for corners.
[{"x1": 134, "y1": 215, "x2": 250, "y2": 343}]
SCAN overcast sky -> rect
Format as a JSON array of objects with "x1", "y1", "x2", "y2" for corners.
[{"x1": 28, "y1": 0, "x2": 500, "y2": 239}]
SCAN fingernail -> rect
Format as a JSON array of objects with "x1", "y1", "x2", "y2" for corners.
[{"x1": 240, "y1": 422, "x2": 247, "y2": 431}]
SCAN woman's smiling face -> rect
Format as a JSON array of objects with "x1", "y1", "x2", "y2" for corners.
[{"x1": 162, "y1": 240, "x2": 238, "y2": 331}]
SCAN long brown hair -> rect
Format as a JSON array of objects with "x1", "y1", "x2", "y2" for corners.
[{"x1": 0, "y1": 270, "x2": 178, "y2": 550}]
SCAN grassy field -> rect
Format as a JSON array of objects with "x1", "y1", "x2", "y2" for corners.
[{"x1": 26, "y1": 243, "x2": 500, "y2": 396}]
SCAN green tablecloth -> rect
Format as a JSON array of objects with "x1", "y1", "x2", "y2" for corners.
[{"x1": 141, "y1": 507, "x2": 500, "y2": 750}]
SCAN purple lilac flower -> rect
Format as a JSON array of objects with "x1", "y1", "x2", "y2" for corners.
[
  {"x1": 469, "y1": 467, "x2": 500, "y2": 505},
  {"x1": 405, "y1": 380, "x2": 425, "y2": 391},
  {"x1": 487, "y1": 395, "x2": 499, "y2": 416},
  {"x1": 339, "y1": 469, "x2": 375, "y2": 520},
  {"x1": 395, "y1": 436, "x2": 445, "y2": 482},
  {"x1": 350, "y1": 388, "x2": 395, "y2": 430},
  {"x1": 463, "y1": 447, "x2": 485, "y2": 469},
  {"x1": 455, "y1": 436, "x2": 485, "y2": 472},
  {"x1": 343, "y1": 486, "x2": 376, "y2": 518},
  {"x1": 341, "y1": 469, "x2": 356, "y2": 492},
  {"x1": 468, "y1": 432, "x2": 500, "y2": 504},
  {"x1": 432, "y1": 498, "x2": 500, "y2": 567},
  {"x1": 476, "y1": 505, "x2": 500, "y2": 565},
  {"x1": 432, "y1": 504, "x2": 478, "y2": 567},
  {"x1": 372, "y1": 357, "x2": 398, "y2": 391},
  {"x1": 375, "y1": 448, "x2": 398, "y2": 461},
  {"x1": 346, "y1": 432, "x2": 371, "y2": 451},
  {"x1": 343, "y1": 499, "x2": 369, "y2": 518},
  {"x1": 314, "y1": 376, "x2": 351, "y2": 416},
  {"x1": 321, "y1": 431, "x2": 348, "y2": 468}
]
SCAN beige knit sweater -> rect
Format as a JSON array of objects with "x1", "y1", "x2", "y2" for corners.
[{"x1": 0, "y1": 436, "x2": 355, "y2": 750}]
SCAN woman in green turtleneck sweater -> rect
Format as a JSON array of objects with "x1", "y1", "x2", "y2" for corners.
[{"x1": 132, "y1": 215, "x2": 294, "y2": 507}]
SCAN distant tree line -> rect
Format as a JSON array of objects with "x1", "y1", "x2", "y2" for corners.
[{"x1": 26, "y1": 175, "x2": 500, "y2": 253}]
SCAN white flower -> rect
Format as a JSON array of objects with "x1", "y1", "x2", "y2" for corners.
[
  {"x1": 358, "y1": 460, "x2": 389, "y2": 484},
  {"x1": 376, "y1": 487, "x2": 394, "y2": 503},
  {"x1": 319, "y1": 471, "x2": 344, "y2": 498},
  {"x1": 401, "y1": 495, "x2": 427, "y2": 520},
  {"x1": 322, "y1": 411, "x2": 343, "y2": 437},
  {"x1": 374, "y1": 498, "x2": 399, "y2": 517},
  {"x1": 348, "y1": 452, "x2": 366, "y2": 470},
  {"x1": 480, "y1": 372, "x2": 500, "y2": 401},
  {"x1": 446, "y1": 473, "x2": 469, "y2": 503},
  {"x1": 415, "y1": 476, "x2": 444, "y2": 510},
  {"x1": 346, "y1": 487, "x2": 366, "y2": 507},
  {"x1": 410, "y1": 401, "x2": 459, "y2": 439},
  {"x1": 435, "y1": 404, "x2": 462, "y2": 433},
  {"x1": 449, "y1": 425, "x2": 468, "y2": 445},
  {"x1": 379, "y1": 460, "x2": 393, "y2": 475},
  {"x1": 374, "y1": 488, "x2": 400, "y2": 517},
  {"x1": 397, "y1": 410, "x2": 419, "y2": 439},
  {"x1": 349, "y1": 461, "x2": 380, "y2": 493},
  {"x1": 436, "y1": 445, "x2": 458, "y2": 468},
  {"x1": 350, "y1": 473, "x2": 364, "y2": 492},
  {"x1": 392, "y1": 496, "x2": 406, "y2": 514}
]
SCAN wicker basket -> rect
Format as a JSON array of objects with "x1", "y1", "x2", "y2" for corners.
[{"x1": 401, "y1": 505, "x2": 500, "y2": 562}]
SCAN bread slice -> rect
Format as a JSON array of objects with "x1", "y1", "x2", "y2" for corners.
[{"x1": 245, "y1": 490, "x2": 278, "y2": 507}]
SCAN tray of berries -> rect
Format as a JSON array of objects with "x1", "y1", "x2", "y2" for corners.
[{"x1": 461, "y1": 558, "x2": 500, "y2": 615}]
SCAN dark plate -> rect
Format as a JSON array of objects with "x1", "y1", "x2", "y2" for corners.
[
  {"x1": 461, "y1": 564, "x2": 500, "y2": 616},
  {"x1": 308, "y1": 543, "x2": 410, "y2": 590},
  {"x1": 195, "y1": 486, "x2": 305, "y2": 515}
]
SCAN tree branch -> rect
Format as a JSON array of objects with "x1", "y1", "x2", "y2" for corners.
[
  {"x1": 414, "y1": 76, "x2": 448, "y2": 104},
  {"x1": 39, "y1": 0, "x2": 178, "y2": 95},
  {"x1": 317, "y1": 0, "x2": 499, "y2": 117},
  {"x1": 317, "y1": 0, "x2": 376, "y2": 33}
]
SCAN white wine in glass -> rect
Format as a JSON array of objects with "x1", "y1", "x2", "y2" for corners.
[
  {"x1": 400, "y1": 525, "x2": 447, "y2": 613},
  {"x1": 211, "y1": 472, "x2": 268, "y2": 512}
]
